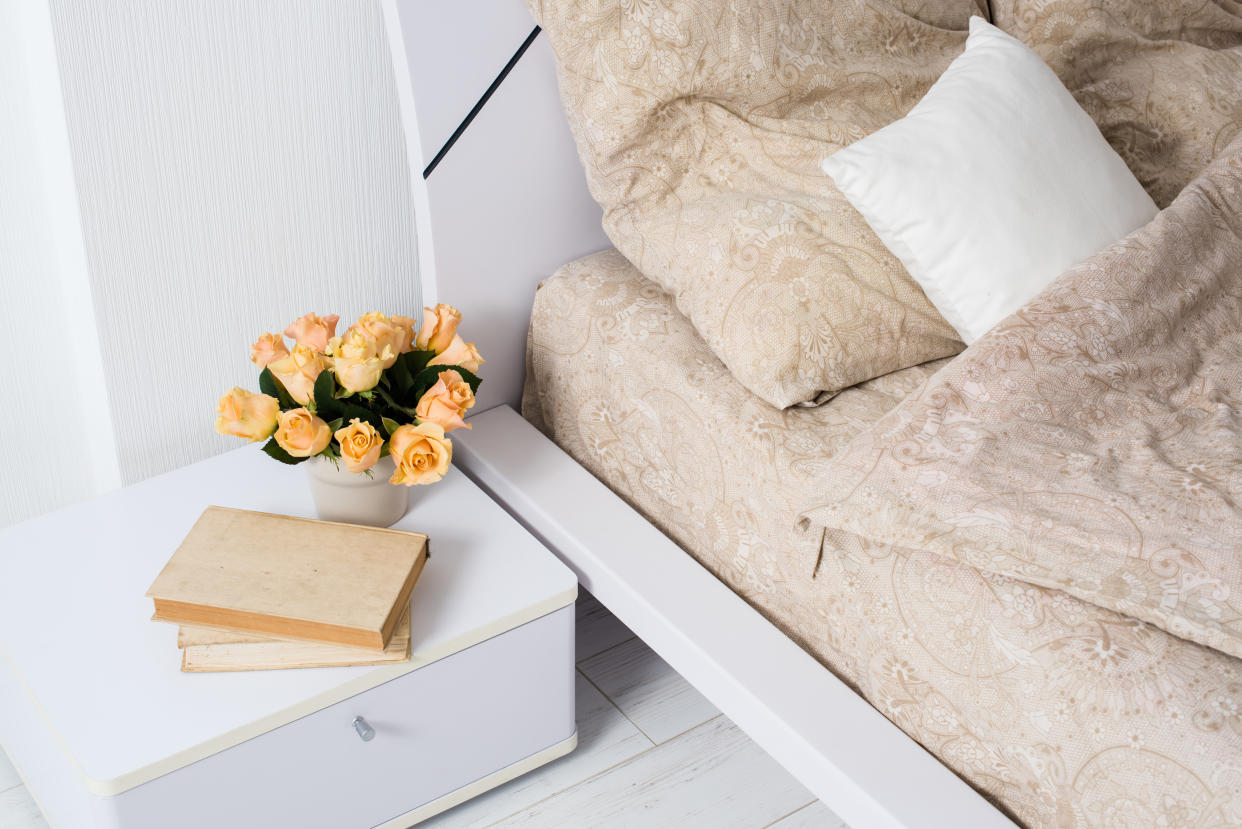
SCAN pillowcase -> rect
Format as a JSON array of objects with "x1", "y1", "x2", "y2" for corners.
[
  {"x1": 821, "y1": 17, "x2": 1159, "y2": 345},
  {"x1": 990, "y1": 0, "x2": 1242, "y2": 208},
  {"x1": 529, "y1": 0, "x2": 983, "y2": 408}
]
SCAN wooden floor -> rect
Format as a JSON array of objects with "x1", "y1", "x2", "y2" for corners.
[{"x1": 0, "y1": 592, "x2": 848, "y2": 828}]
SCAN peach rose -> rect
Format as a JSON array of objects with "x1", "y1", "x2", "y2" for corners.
[
  {"x1": 327, "y1": 329, "x2": 392, "y2": 394},
  {"x1": 249, "y1": 332, "x2": 288, "y2": 369},
  {"x1": 415, "y1": 304, "x2": 462, "y2": 354},
  {"x1": 334, "y1": 418, "x2": 383, "y2": 473},
  {"x1": 214, "y1": 388, "x2": 280, "y2": 442},
  {"x1": 266, "y1": 343, "x2": 327, "y2": 405},
  {"x1": 273, "y1": 408, "x2": 331, "y2": 458},
  {"x1": 390, "y1": 315, "x2": 419, "y2": 354},
  {"x1": 284, "y1": 313, "x2": 339, "y2": 352},
  {"x1": 428, "y1": 335, "x2": 484, "y2": 374},
  {"x1": 415, "y1": 370, "x2": 475, "y2": 432},
  {"x1": 388, "y1": 422, "x2": 452, "y2": 486},
  {"x1": 347, "y1": 312, "x2": 400, "y2": 368}
]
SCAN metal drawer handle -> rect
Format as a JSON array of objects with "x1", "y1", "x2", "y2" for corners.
[{"x1": 353, "y1": 716, "x2": 375, "y2": 742}]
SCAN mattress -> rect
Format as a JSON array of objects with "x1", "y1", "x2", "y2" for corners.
[{"x1": 524, "y1": 249, "x2": 1242, "y2": 828}]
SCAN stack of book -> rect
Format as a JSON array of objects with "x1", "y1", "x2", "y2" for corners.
[{"x1": 146, "y1": 506, "x2": 429, "y2": 672}]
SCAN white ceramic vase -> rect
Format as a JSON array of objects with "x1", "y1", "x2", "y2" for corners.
[{"x1": 306, "y1": 455, "x2": 411, "y2": 527}]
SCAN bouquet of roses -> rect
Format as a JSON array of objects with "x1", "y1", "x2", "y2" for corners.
[{"x1": 214, "y1": 305, "x2": 483, "y2": 486}]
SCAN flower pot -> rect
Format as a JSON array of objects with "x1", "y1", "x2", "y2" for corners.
[{"x1": 306, "y1": 455, "x2": 411, "y2": 527}]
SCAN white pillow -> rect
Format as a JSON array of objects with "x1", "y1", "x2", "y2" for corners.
[{"x1": 822, "y1": 17, "x2": 1158, "y2": 345}]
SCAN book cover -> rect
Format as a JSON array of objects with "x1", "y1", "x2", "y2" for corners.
[{"x1": 147, "y1": 506, "x2": 428, "y2": 650}]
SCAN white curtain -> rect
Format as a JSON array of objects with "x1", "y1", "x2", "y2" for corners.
[{"x1": 0, "y1": 0, "x2": 420, "y2": 527}]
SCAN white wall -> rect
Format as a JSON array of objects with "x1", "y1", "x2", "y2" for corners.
[
  {"x1": 0, "y1": 0, "x2": 120, "y2": 527},
  {"x1": 44, "y1": 0, "x2": 421, "y2": 488}
]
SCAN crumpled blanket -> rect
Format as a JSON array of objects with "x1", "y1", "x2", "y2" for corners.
[{"x1": 803, "y1": 139, "x2": 1242, "y2": 660}]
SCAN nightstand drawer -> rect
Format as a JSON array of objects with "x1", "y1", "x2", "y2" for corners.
[{"x1": 1, "y1": 604, "x2": 575, "y2": 829}]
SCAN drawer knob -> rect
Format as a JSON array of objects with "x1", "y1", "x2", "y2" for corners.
[{"x1": 353, "y1": 716, "x2": 375, "y2": 742}]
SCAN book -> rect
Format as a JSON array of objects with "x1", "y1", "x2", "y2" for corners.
[
  {"x1": 147, "y1": 506, "x2": 428, "y2": 651},
  {"x1": 178, "y1": 604, "x2": 413, "y2": 672}
]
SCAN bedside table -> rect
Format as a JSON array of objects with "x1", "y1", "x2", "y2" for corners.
[{"x1": 0, "y1": 446, "x2": 578, "y2": 829}]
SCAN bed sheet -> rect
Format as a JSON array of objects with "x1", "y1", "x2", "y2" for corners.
[{"x1": 524, "y1": 249, "x2": 1242, "y2": 828}]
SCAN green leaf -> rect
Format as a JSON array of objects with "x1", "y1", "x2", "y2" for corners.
[
  {"x1": 374, "y1": 384, "x2": 419, "y2": 420},
  {"x1": 327, "y1": 417, "x2": 344, "y2": 433},
  {"x1": 261, "y1": 438, "x2": 306, "y2": 465},
  {"x1": 312, "y1": 370, "x2": 341, "y2": 419},
  {"x1": 259, "y1": 367, "x2": 296, "y2": 410},
  {"x1": 391, "y1": 350, "x2": 433, "y2": 395},
  {"x1": 381, "y1": 416, "x2": 401, "y2": 439},
  {"x1": 403, "y1": 349, "x2": 436, "y2": 375},
  {"x1": 389, "y1": 355, "x2": 414, "y2": 398},
  {"x1": 337, "y1": 398, "x2": 387, "y2": 436}
]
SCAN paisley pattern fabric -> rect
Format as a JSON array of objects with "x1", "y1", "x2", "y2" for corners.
[
  {"x1": 528, "y1": 0, "x2": 969, "y2": 408},
  {"x1": 990, "y1": 0, "x2": 1242, "y2": 207},
  {"x1": 803, "y1": 141, "x2": 1242, "y2": 663},
  {"x1": 524, "y1": 249, "x2": 1242, "y2": 828}
]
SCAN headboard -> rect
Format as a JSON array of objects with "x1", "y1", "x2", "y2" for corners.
[{"x1": 381, "y1": 0, "x2": 610, "y2": 412}]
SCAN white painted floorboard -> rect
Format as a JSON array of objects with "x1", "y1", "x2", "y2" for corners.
[
  {"x1": 0, "y1": 592, "x2": 844, "y2": 828},
  {"x1": 491, "y1": 716, "x2": 814, "y2": 828},
  {"x1": 0, "y1": 785, "x2": 48, "y2": 829},
  {"x1": 578, "y1": 635, "x2": 720, "y2": 744},
  {"x1": 574, "y1": 591, "x2": 635, "y2": 662}
]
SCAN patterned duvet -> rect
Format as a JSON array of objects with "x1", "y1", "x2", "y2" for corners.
[{"x1": 523, "y1": 249, "x2": 1242, "y2": 828}]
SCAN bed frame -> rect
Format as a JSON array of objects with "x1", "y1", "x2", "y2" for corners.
[{"x1": 382, "y1": 3, "x2": 1015, "y2": 827}]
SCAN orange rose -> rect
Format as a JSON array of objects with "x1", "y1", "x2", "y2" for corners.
[
  {"x1": 266, "y1": 343, "x2": 327, "y2": 405},
  {"x1": 428, "y1": 334, "x2": 484, "y2": 374},
  {"x1": 333, "y1": 418, "x2": 384, "y2": 473},
  {"x1": 284, "y1": 313, "x2": 339, "y2": 352},
  {"x1": 415, "y1": 304, "x2": 462, "y2": 354},
  {"x1": 273, "y1": 408, "x2": 331, "y2": 458},
  {"x1": 214, "y1": 388, "x2": 279, "y2": 442},
  {"x1": 388, "y1": 422, "x2": 452, "y2": 486},
  {"x1": 249, "y1": 332, "x2": 288, "y2": 369},
  {"x1": 415, "y1": 370, "x2": 475, "y2": 432},
  {"x1": 327, "y1": 329, "x2": 390, "y2": 394},
  {"x1": 348, "y1": 312, "x2": 401, "y2": 368},
  {"x1": 390, "y1": 315, "x2": 419, "y2": 355}
]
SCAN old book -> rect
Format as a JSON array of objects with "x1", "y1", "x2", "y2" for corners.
[
  {"x1": 147, "y1": 506, "x2": 428, "y2": 651},
  {"x1": 179, "y1": 605, "x2": 412, "y2": 672}
]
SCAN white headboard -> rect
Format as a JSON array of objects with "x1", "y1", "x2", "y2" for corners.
[{"x1": 381, "y1": 0, "x2": 610, "y2": 412}]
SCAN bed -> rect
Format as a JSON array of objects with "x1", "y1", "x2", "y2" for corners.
[
  {"x1": 381, "y1": 1, "x2": 1242, "y2": 826},
  {"x1": 522, "y1": 249, "x2": 1242, "y2": 828}
]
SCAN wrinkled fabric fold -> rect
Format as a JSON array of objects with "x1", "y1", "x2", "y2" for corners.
[{"x1": 802, "y1": 140, "x2": 1242, "y2": 660}]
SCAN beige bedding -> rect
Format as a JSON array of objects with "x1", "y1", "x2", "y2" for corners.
[
  {"x1": 530, "y1": 0, "x2": 969, "y2": 408},
  {"x1": 991, "y1": 0, "x2": 1242, "y2": 207},
  {"x1": 803, "y1": 141, "x2": 1242, "y2": 664},
  {"x1": 524, "y1": 249, "x2": 1242, "y2": 828}
]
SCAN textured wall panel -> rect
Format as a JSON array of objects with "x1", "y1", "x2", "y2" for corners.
[{"x1": 50, "y1": 0, "x2": 420, "y2": 484}]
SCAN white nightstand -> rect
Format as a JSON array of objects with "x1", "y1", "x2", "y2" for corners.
[{"x1": 0, "y1": 445, "x2": 578, "y2": 828}]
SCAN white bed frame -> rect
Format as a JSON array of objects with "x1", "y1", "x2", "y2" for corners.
[{"x1": 382, "y1": 4, "x2": 1015, "y2": 827}]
